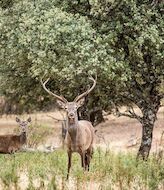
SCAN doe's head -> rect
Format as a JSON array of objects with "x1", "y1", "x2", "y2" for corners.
[{"x1": 16, "y1": 117, "x2": 31, "y2": 132}]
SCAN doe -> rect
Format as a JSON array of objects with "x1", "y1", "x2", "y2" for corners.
[{"x1": 0, "y1": 117, "x2": 31, "y2": 154}]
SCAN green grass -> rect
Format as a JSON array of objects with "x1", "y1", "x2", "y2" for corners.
[{"x1": 0, "y1": 149, "x2": 164, "y2": 190}]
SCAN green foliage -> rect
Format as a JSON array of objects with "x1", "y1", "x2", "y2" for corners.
[{"x1": 0, "y1": 0, "x2": 163, "y2": 114}]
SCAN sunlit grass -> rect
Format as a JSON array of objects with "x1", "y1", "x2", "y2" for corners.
[{"x1": 0, "y1": 149, "x2": 164, "y2": 190}]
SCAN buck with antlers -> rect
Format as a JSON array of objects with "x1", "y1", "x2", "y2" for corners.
[
  {"x1": 0, "y1": 117, "x2": 31, "y2": 154},
  {"x1": 41, "y1": 76, "x2": 96, "y2": 179}
]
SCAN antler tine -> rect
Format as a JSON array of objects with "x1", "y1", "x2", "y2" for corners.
[
  {"x1": 89, "y1": 73, "x2": 97, "y2": 81},
  {"x1": 40, "y1": 78, "x2": 67, "y2": 103},
  {"x1": 74, "y1": 76, "x2": 97, "y2": 102}
]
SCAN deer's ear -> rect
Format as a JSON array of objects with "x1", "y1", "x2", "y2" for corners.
[
  {"x1": 27, "y1": 117, "x2": 31, "y2": 123},
  {"x1": 56, "y1": 100, "x2": 66, "y2": 109},
  {"x1": 16, "y1": 117, "x2": 20, "y2": 123},
  {"x1": 77, "y1": 98, "x2": 85, "y2": 108}
]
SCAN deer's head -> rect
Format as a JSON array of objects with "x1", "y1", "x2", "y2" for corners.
[
  {"x1": 40, "y1": 77, "x2": 96, "y2": 124},
  {"x1": 16, "y1": 117, "x2": 31, "y2": 133}
]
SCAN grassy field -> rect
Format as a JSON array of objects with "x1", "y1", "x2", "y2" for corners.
[
  {"x1": 0, "y1": 108, "x2": 163, "y2": 190},
  {"x1": 0, "y1": 148, "x2": 164, "y2": 190}
]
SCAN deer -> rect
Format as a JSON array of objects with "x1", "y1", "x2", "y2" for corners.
[
  {"x1": 47, "y1": 114, "x2": 67, "y2": 148},
  {"x1": 41, "y1": 76, "x2": 96, "y2": 179},
  {"x1": 0, "y1": 117, "x2": 31, "y2": 154}
]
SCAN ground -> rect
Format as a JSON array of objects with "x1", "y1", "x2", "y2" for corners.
[{"x1": 0, "y1": 106, "x2": 163, "y2": 154}]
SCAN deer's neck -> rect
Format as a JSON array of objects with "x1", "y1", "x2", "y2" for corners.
[
  {"x1": 20, "y1": 132, "x2": 27, "y2": 144},
  {"x1": 66, "y1": 112, "x2": 79, "y2": 144}
]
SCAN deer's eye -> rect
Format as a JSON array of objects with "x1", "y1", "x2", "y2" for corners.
[{"x1": 65, "y1": 106, "x2": 68, "y2": 110}]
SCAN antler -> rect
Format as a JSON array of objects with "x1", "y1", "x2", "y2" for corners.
[
  {"x1": 40, "y1": 78, "x2": 67, "y2": 103},
  {"x1": 74, "y1": 75, "x2": 97, "y2": 102}
]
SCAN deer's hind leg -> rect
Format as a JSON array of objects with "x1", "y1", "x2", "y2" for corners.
[{"x1": 80, "y1": 151, "x2": 86, "y2": 169}]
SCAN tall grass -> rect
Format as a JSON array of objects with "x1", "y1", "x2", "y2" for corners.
[
  {"x1": 14, "y1": 123, "x2": 53, "y2": 148},
  {"x1": 0, "y1": 148, "x2": 163, "y2": 190}
]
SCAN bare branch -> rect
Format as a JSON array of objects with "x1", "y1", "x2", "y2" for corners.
[
  {"x1": 115, "y1": 107, "x2": 143, "y2": 124},
  {"x1": 47, "y1": 114, "x2": 66, "y2": 122},
  {"x1": 59, "y1": 111, "x2": 66, "y2": 121}
]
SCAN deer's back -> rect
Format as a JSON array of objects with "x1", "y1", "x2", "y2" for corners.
[{"x1": 0, "y1": 135, "x2": 21, "y2": 153}]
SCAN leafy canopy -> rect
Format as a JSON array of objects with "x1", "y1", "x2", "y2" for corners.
[{"x1": 0, "y1": 0, "x2": 163, "y2": 114}]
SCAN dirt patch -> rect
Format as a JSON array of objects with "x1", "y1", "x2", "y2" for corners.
[{"x1": 95, "y1": 106, "x2": 164, "y2": 153}]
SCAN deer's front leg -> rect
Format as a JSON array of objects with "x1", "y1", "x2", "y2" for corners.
[{"x1": 67, "y1": 151, "x2": 72, "y2": 180}]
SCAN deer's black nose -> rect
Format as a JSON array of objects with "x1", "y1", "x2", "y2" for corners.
[{"x1": 68, "y1": 112, "x2": 74, "y2": 118}]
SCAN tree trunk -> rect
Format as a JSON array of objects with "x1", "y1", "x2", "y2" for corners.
[
  {"x1": 78, "y1": 105, "x2": 90, "y2": 121},
  {"x1": 137, "y1": 122, "x2": 154, "y2": 160},
  {"x1": 89, "y1": 108, "x2": 105, "y2": 126},
  {"x1": 78, "y1": 106, "x2": 104, "y2": 126},
  {"x1": 137, "y1": 108, "x2": 158, "y2": 160}
]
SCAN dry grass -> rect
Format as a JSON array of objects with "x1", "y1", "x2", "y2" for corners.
[
  {"x1": 0, "y1": 107, "x2": 163, "y2": 189},
  {"x1": 0, "y1": 149, "x2": 164, "y2": 190}
]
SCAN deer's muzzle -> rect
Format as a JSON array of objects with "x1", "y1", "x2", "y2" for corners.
[{"x1": 68, "y1": 112, "x2": 75, "y2": 119}]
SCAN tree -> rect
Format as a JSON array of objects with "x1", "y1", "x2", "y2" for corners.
[
  {"x1": 63, "y1": 0, "x2": 164, "y2": 159},
  {"x1": 0, "y1": 0, "x2": 163, "y2": 159},
  {"x1": 0, "y1": 0, "x2": 126, "y2": 118},
  {"x1": 65, "y1": 0, "x2": 164, "y2": 159}
]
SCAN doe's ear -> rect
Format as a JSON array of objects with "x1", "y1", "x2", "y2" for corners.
[
  {"x1": 16, "y1": 117, "x2": 20, "y2": 123},
  {"x1": 77, "y1": 98, "x2": 85, "y2": 108},
  {"x1": 27, "y1": 117, "x2": 31, "y2": 123},
  {"x1": 56, "y1": 100, "x2": 66, "y2": 109}
]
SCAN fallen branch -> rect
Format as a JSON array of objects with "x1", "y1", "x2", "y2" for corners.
[
  {"x1": 47, "y1": 114, "x2": 66, "y2": 122},
  {"x1": 20, "y1": 146, "x2": 56, "y2": 153}
]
